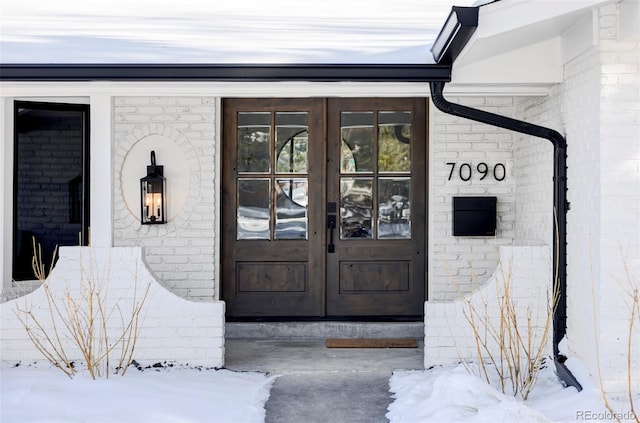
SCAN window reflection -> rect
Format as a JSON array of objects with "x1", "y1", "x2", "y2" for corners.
[
  {"x1": 378, "y1": 178, "x2": 411, "y2": 239},
  {"x1": 341, "y1": 112, "x2": 374, "y2": 173},
  {"x1": 378, "y1": 111, "x2": 411, "y2": 173},
  {"x1": 340, "y1": 178, "x2": 373, "y2": 239},
  {"x1": 237, "y1": 179, "x2": 270, "y2": 240},
  {"x1": 276, "y1": 112, "x2": 308, "y2": 173},
  {"x1": 276, "y1": 179, "x2": 308, "y2": 240},
  {"x1": 238, "y1": 112, "x2": 270, "y2": 173}
]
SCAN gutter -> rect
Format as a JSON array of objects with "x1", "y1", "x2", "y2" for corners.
[
  {"x1": 0, "y1": 64, "x2": 451, "y2": 82},
  {"x1": 430, "y1": 5, "x2": 581, "y2": 391}
]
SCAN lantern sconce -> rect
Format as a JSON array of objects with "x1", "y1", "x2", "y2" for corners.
[{"x1": 140, "y1": 151, "x2": 167, "y2": 224}]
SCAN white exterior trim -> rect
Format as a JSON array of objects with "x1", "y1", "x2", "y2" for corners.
[
  {"x1": 89, "y1": 95, "x2": 113, "y2": 247},
  {"x1": 0, "y1": 81, "x2": 550, "y2": 98},
  {"x1": 214, "y1": 97, "x2": 222, "y2": 300},
  {"x1": 0, "y1": 99, "x2": 11, "y2": 292}
]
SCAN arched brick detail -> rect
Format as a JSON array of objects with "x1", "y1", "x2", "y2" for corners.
[
  {"x1": 113, "y1": 122, "x2": 202, "y2": 234},
  {"x1": 112, "y1": 97, "x2": 217, "y2": 300}
]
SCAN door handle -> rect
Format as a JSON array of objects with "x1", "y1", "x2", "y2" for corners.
[{"x1": 327, "y1": 215, "x2": 336, "y2": 253}]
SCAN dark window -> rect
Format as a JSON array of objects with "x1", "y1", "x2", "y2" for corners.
[{"x1": 12, "y1": 101, "x2": 90, "y2": 281}]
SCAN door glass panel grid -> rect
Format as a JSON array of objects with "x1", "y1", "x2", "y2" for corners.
[
  {"x1": 236, "y1": 111, "x2": 309, "y2": 240},
  {"x1": 339, "y1": 110, "x2": 412, "y2": 241}
]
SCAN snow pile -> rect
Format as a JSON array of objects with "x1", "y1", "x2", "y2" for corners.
[
  {"x1": 387, "y1": 366, "x2": 553, "y2": 423},
  {"x1": 1, "y1": 361, "x2": 275, "y2": 423},
  {"x1": 388, "y1": 361, "x2": 637, "y2": 423}
]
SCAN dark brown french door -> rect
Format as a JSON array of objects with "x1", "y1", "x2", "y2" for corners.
[{"x1": 222, "y1": 98, "x2": 426, "y2": 318}]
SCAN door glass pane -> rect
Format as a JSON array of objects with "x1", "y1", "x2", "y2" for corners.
[
  {"x1": 340, "y1": 177, "x2": 373, "y2": 239},
  {"x1": 237, "y1": 179, "x2": 270, "y2": 240},
  {"x1": 237, "y1": 112, "x2": 271, "y2": 173},
  {"x1": 341, "y1": 112, "x2": 373, "y2": 173},
  {"x1": 378, "y1": 178, "x2": 411, "y2": 239},
  {"x1": 378, "y1": 111, "x2": 411, "y2": 173},
  {"x1": 276, "y1": 112, "x2": 308, "y2": 173},
  {"x1": 276, "y1": 178, "x2": 308, "y2": 239}
]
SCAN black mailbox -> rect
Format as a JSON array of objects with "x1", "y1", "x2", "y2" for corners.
[{"x1": 452, "y1": 196, "x2": 497, "y2": 236}]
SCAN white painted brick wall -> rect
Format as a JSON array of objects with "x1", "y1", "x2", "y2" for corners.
[
  {"x1": 425, "y1": 245, "x2": 553, "y2": 366},
  {"x1": 429, "y1": 97, "x2": 516, "y2": 300},
  {"x1": 594, "y1": 2, "x2": 640, "y2": 395},
  {"x1": 113, "y1": 97, "x2": 217, "y2": 301},
  {"x1": 0, "y1": 246, "x2": 225, "y2": 367},
  {"x1": 517, "y1": 3, "x2": 639, "y2": 394},
  {"x1": 513, "y1": 98, "x2": 554, "y2": 245}
]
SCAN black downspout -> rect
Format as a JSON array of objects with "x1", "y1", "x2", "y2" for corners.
[{"x1": 430, "y1": 80, "x2": 581, "y2": 390}]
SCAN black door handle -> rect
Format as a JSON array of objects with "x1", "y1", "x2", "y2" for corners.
[{"x1": 327, "y1": 215, "x2": 336, "y2": 253}]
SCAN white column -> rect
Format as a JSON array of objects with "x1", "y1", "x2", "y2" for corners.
[
  {"x1": 89, "y1": 95, "x2": 113, "y2": 247},
  {"x1": 0, "y1": 99, "x2": 12, "y2": 291}
]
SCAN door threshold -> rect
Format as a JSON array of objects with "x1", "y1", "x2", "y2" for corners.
[
  {"x1": 226, "y1": 316, "x2": 423, "y2": 323},
  {"x1": 225, "y1": 320, "x2": 425, "y2": 340}
]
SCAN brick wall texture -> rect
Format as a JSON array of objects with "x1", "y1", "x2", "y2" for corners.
[
  {"x1": 424, "y1": 245, "x2": 553, "y2": 367},
  {"x1": 516, "y1": 3, "x2": 640, "y2": 394},
  {"x1": 429, "y1": 97, "x2": 517, "y2": 300},
  {"x1": 113, "y1": 97, "x2": 217, "y2": 301}
]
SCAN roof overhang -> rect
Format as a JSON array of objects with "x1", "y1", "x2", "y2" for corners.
[{"x1": 445, "y1": 0, "x2": 611, "y2": 90}]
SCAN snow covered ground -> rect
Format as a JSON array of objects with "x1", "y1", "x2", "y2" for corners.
[
  {"x1": 387, "y1": 359, "x2": 638, "y2": 423},
  {"x1": 2, "y1": 358, "x2": 637, "y2": 422},
  {"x1": 1, "y1": 361, "x2": 275, "y2": 423}
]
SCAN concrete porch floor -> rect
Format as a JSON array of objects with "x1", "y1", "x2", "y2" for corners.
[{"x1": 224, "y1": 322, "x2": 424, "y2": 423}]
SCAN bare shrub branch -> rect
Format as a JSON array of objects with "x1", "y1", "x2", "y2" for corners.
[
  {"x1": 14, "y1": 242, "x2": 150, "y2": 380},
  {"x1": 454, "y1": 256, "x2": 557, "y2": 401}
]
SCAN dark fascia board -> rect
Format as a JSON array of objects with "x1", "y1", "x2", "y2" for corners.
[{"x1": 0, "y1": 63, "x2": 451, "y2": 82}]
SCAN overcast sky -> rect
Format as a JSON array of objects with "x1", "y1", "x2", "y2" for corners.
[{"x1": 0, "y1": 0, "x2": 479, "y2": 64}]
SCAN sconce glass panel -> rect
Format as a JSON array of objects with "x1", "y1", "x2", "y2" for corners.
[{"x1": 140, "y1": 176, "x2": 166, "y2": 224}]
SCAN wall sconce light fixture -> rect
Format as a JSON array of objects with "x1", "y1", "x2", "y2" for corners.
[{"x1": 140, "y1": 151, "x2": 166, "y2": 224}]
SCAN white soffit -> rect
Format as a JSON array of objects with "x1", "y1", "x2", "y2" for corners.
[{"x1": 449, "y1": 0, "x2": 608, "y2": 88}]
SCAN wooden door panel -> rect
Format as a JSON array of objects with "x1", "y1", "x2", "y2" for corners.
[
  {"x1": 222, "y1": 98, "x2": 325, "y2": 318},
  {"x1": 237, "y1": 262, "x2": 307, "y2": 292},
  {"x1": 339, "y1": 261, "x2": 410, "y2": 292},
  {"x1": 222, "y1": 97, "x2": 427, "y2": 319},
  {"x1": 326, "y1": 98, "x2": 426, "y2": 317}
]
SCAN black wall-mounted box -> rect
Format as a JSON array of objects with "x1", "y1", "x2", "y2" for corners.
[{"x1": 452, "y1": 196, "x2": 497, "y2": 236}]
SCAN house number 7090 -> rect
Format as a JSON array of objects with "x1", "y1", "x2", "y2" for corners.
[{"x1": 446, "y1": 162, "x2": 506, "y2": 182}]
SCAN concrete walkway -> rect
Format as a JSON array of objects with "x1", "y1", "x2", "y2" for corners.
[{"x1": 224, "y1": 323, "x2": 424, "y2": 423}]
